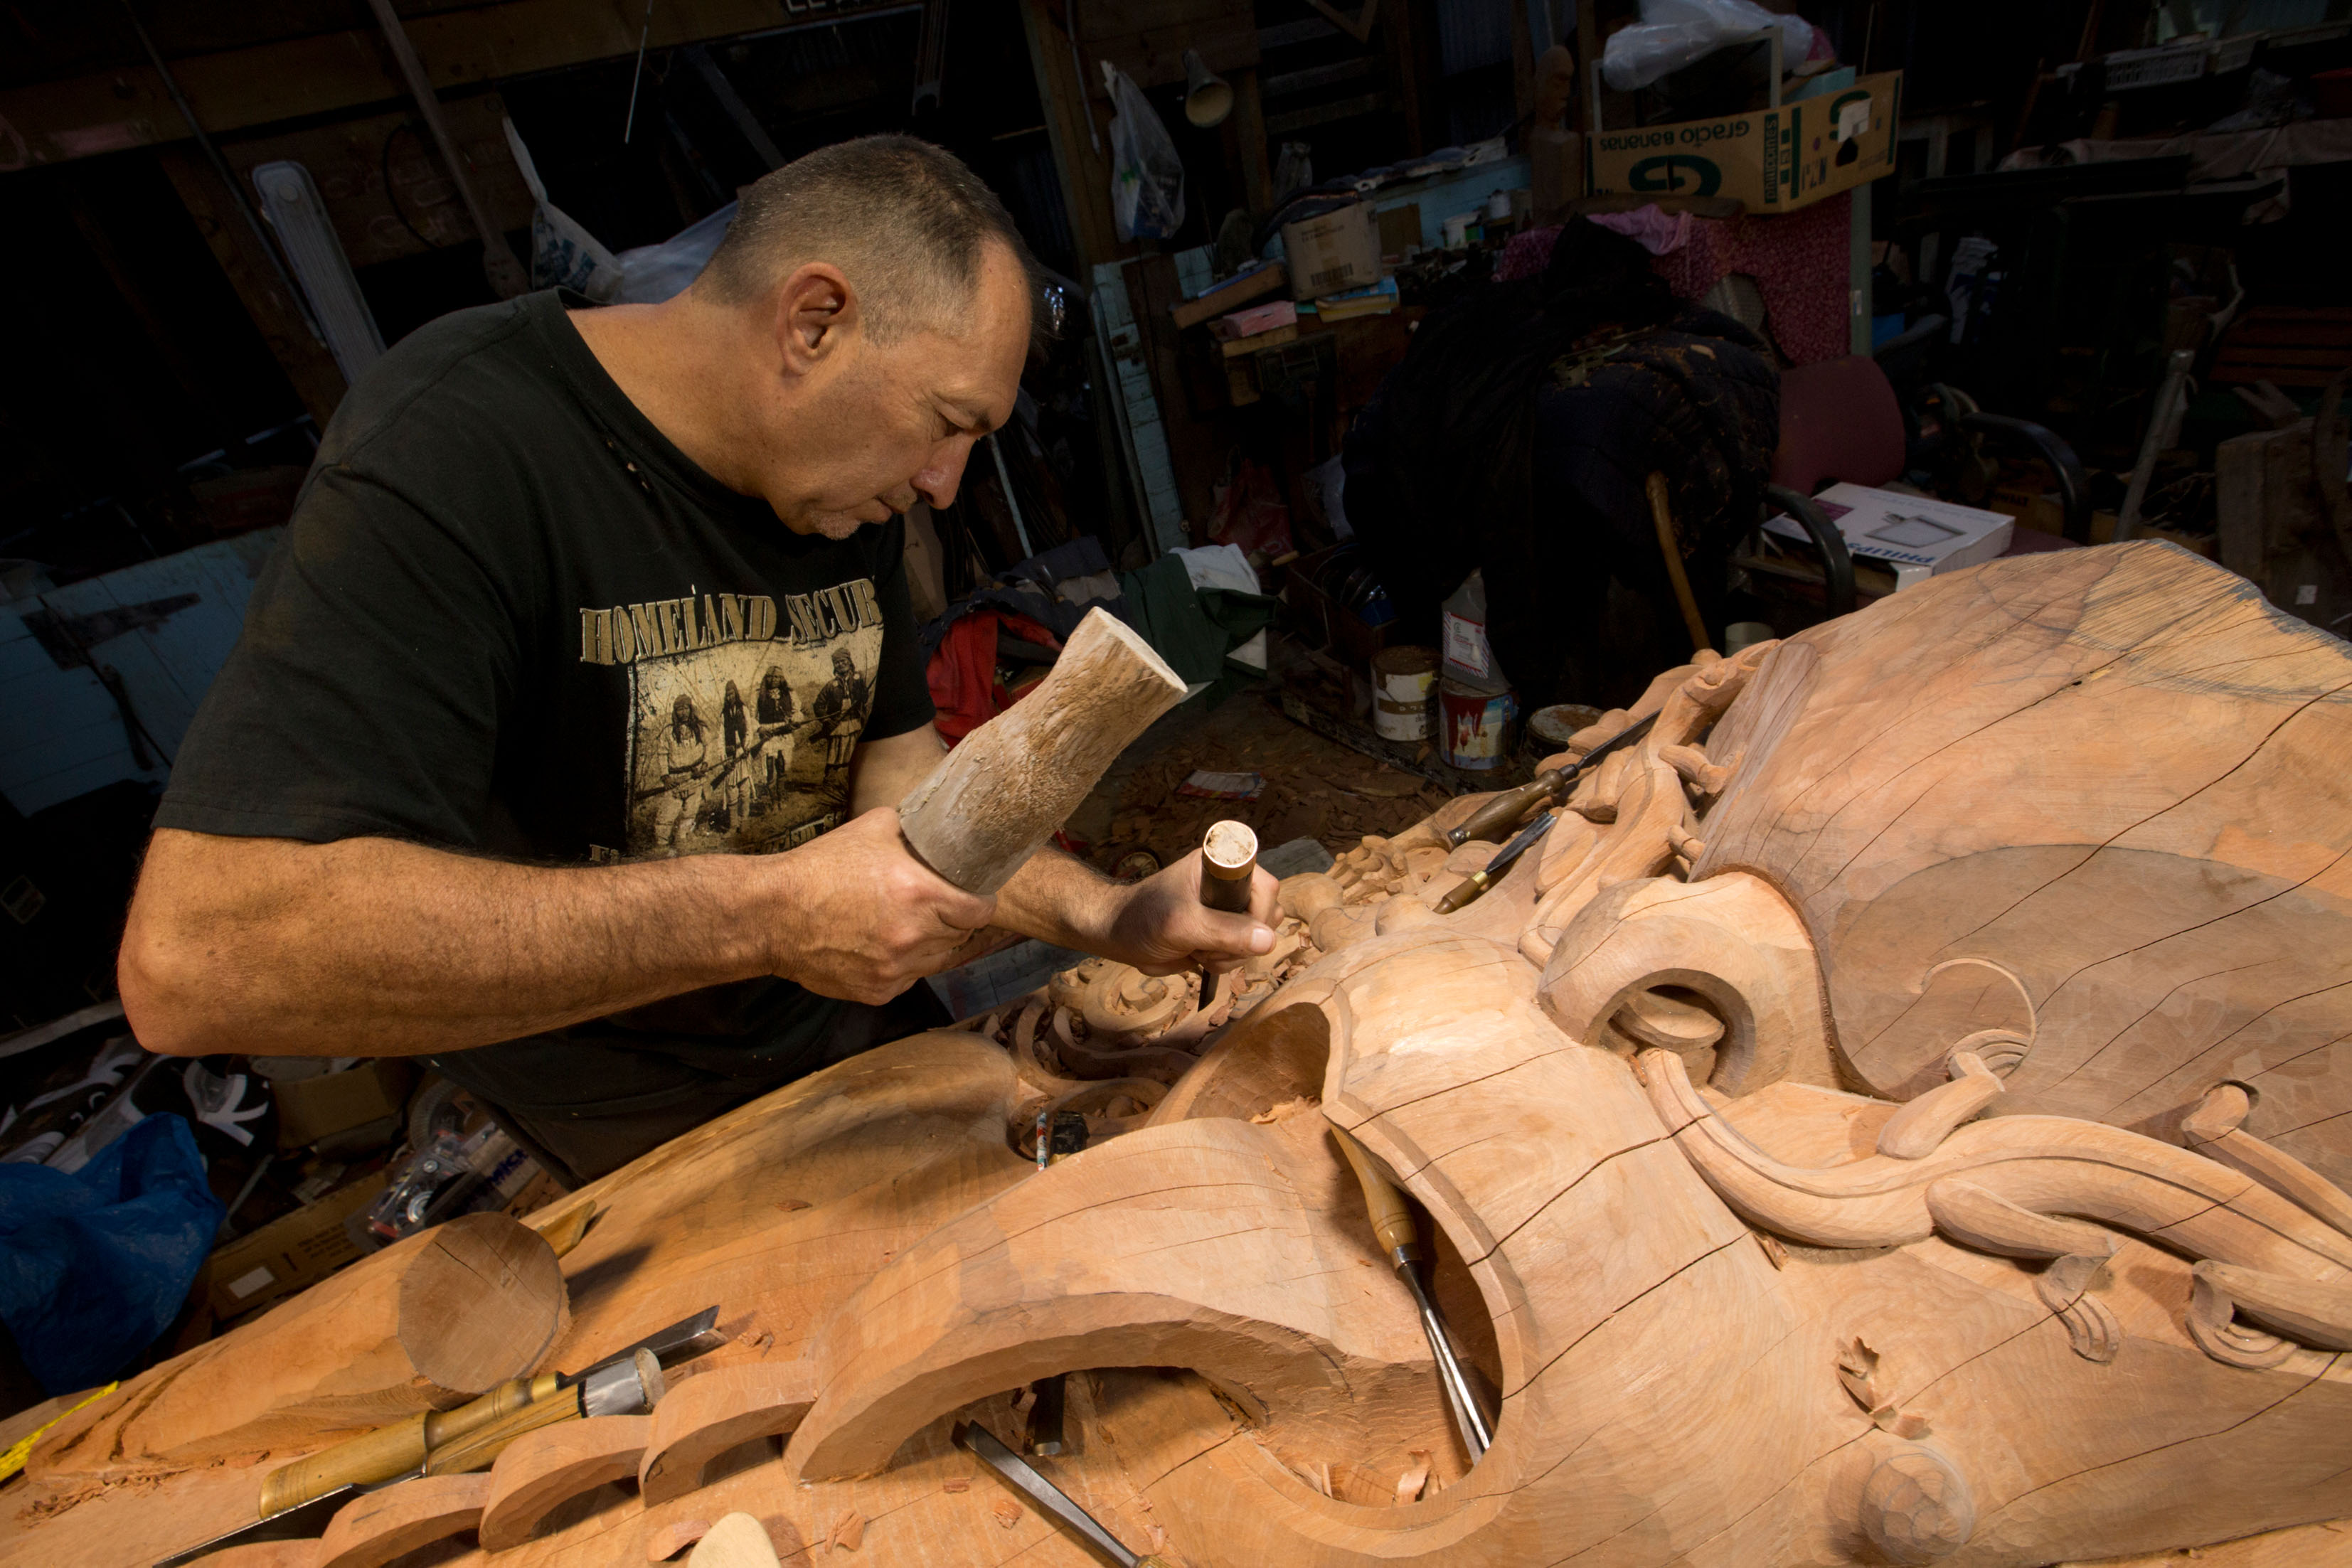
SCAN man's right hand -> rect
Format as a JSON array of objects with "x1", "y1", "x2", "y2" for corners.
[{"x1": 765, "y1": 806, "x2": 997, "y2": 1004}]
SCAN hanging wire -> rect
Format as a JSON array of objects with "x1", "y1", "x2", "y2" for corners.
[{"x1": 624, "y1": 0, "x2": 658, "y2": 142}]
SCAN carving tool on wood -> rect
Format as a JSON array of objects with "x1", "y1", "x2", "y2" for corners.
[
  {"x1": 1196, "y1": 818, "x2": 1259, "y2": 1006},
  {"x1": 162, "y1": 1308, "x2": 720, "y2": 1567},
  {"x1": 1330, "y1": 1126, "x2": 1494, "y2": 1461},
  {"x1": 953, "y1": 1420, "x2": 1176, "y2": 1567},
  {"x1": 1444, "y1": 710, "x2": 1657, "y2": 848},
  {"x1": 1433, "y1": 810, "x2": 1556, "y2": 915},
  {"x1": 420, "y1": 1344, "x2": 666, "y2": 1476}
]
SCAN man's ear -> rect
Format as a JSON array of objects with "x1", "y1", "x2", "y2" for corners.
[{"x1": 772, "y1": 262, "x2": 857, "y2": 375}]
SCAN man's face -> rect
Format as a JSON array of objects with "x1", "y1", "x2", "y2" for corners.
[{"x1": 758, "y1": 243, "x2": 1031, "y2": 540}]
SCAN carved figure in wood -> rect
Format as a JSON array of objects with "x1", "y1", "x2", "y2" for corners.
[{"x1": 8, "y1": 543, "x2": 2351, "y2": 1568}]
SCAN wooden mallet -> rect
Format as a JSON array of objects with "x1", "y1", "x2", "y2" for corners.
[{"x1": 898, "y1": 609, "x2": 1191, "y2": 894}]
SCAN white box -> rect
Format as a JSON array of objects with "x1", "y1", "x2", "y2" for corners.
[{"x1": 1764, "y1": 483, "x2": 2015, "y2": 590}]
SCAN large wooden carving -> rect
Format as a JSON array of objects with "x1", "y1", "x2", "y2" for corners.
[{"x1": 8, "y1": 543, "x2": 2352, "y2": 1567}]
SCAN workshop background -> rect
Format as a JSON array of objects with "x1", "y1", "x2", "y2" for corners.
[{"x1": 1, "y1": 0, "x2": 2348, "y2": 1422}]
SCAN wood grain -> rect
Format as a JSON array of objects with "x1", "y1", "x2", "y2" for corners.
[
  {"x1": 315, "y1": 1473, "x2": 491, "y2": 1568},
  {"x1": 479, "y1": 1416, "x2": 652, "y2": 1550},
  {"x1": 640, "y1": 1363, "x2": 816, "y2": 1506}
]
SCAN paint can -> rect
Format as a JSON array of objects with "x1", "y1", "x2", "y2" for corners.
[
  {"x1": 1438, "y1": 676, "x2": 1518, "y2": 770},
  {"x1": 1371, "y1": 646, "x2": 1438, "y2": 742},
  {"x1": 1525, "y1": 703, "x2": 1603, "y2": 764}
]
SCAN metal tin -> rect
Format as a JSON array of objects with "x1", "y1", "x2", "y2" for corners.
[
  {"x1": 1526, "y1": 703, "x2": 1602, "y2": 762},
  {"x1": 1371, "y1": 646, "x2": 1438, "y2": 742},
  {"x1": 1438, "y1": 676, "x2": 1518, "y2": 770}
]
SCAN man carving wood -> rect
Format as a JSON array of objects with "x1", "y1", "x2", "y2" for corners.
[{"x1": 118, "y1": 137, "x2": 1275, "y2": 1183}]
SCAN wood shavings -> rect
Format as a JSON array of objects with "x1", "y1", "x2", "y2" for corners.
[
  {"x1": 1086, "y1": 696, "x2": 1454, "y2": 874},
  {"x1": 1396, "y1": 1451, "x2": 1431, "y2": 1503},
  {"x1": 830, "y1": 1509, "x2": 867, "y2": 1550},
  {"x1": 942, "y1": 1477, "x2": 970, "y2": 1493},
  {"x1": 992, "y1": 1497, "x2": 1023, "y2": 1528}
]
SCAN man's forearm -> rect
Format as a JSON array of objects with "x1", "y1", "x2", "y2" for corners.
[
  {"x1": 992, "y1": 849, "x2": 1124, "y2": 951},
  {"x1": 121, "y1": 830, "x2": 782, "y2": 1059}
]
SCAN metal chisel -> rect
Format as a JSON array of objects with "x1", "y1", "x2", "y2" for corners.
[
  {"x1": 156, "y1": 1306, "x2": 721, "y2": 1567},
  {"x1": 953, "y1": 1420, "x2": 1176, "y2": 1567},
  {"x1": 1331, "y1": 1126, "x2": 1494, "y2": 1461},
  {"x1": 1433, "y1": 809, "x2": 1555, "y2": 914},
  {"x1": 1444, "y1": 710, "x2": 1657, "y2": 848}
]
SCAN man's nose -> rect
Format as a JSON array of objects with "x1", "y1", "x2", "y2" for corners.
[{"x1": 912, "y1": 435, "x2": 977, "y2": 510}]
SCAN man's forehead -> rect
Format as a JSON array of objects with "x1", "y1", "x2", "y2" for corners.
[{"x1": 931, "y1": 247, "x2": 1030, "y2": 401}]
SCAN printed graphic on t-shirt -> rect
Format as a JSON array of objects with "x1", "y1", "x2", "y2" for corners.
[{"x1": 578, "y1": 581, "x2": 884, "y2": 856}]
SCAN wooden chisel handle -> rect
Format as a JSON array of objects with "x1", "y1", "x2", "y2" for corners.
[
  {"x1": 1330, "y1": 1126, "x2": 1420, "y2": 1266},
  {"x1": 422, "y1": 1386, "x2": 584, "y2": 1476},
  {"x1": 1447, "y1": 773, "x2": 1564, "y2": 848},
  {"x1": 255, "y1": 1372, "x2": 559, "y2": 1515}
]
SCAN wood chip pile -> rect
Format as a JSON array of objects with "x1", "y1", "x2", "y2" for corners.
[{"x1": 1087, "y1": 697, "x2": 1454, "y2": 873}]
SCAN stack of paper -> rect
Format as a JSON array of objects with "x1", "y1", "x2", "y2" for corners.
[{"x1": 1764, "y1": 483, "x2": 2015, "y2": 590}]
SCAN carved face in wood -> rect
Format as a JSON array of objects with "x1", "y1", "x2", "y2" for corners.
[{"x1": 25, "y1": 545, "x2": 2351, "y2": 1568}]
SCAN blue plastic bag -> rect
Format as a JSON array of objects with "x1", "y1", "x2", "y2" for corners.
[{"x1": 0, "y1": 1115, "x2": 223, "y2": 1394}]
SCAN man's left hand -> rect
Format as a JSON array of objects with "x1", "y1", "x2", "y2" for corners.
[{"x1": 1090, "y1": 850, "x2": 1280, "y2": 976}]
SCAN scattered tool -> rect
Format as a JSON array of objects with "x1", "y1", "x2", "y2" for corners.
[
  {"x1": 953, "y1": 1420, "x2": 1175, "y2": 1567},
  {"x1": 1196, "y1": 818, "x2": 1259, "y2": 1005},
  {"x1": 1028, "y1": 1373, "x2": 1068, "y2": 1456},
  {"x1": 1443, "y1": 711, "x2": 1657, "y2": 848},
  {"x1": 422, "y1": 1344, "x2": 666, "y2": 1475},
  {"x1": 1433, "y1": 811, "x2": 1555, "y2": 915},
  {"x1": 161, "y1": 1308, "x2": 722, "y2": 1567},
  {"x1": 1330, "y1": 1127, "x2": 1494, "y2": 1461}
]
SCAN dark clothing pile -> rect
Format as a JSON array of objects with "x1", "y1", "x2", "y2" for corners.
[{"x1": 1343, "y1": 220, "x2": 1780, "y2": 708}]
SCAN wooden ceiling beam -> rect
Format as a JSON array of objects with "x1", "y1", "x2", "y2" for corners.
[{"x1": 0, "y1": 0, "x2": 900, "y2": 173}]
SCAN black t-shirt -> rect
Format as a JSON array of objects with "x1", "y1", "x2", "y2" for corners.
[{"x1": 156, "y1": 290, "x2": 934, "y2": 1119}]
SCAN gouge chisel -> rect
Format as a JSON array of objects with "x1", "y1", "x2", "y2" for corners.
[
  {"x1": 1331, "y1": 1126, "x2": 1493, "y2": 1461},
  {"x1": 954, "y1": 1419, "x2": 1177, "y2": 1567},
  {"x1": 1444, "y1": 711, "x2": 1656, "y2": 848}
]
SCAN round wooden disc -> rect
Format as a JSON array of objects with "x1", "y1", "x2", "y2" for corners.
[{"x1": 397, "y1": 1212, "x2": 568, "y2": 1392}]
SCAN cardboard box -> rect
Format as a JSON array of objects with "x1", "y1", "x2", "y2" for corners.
[
  {"x1": 203, "y1": 1170, "x2": 388, "y2": 1318},
  {"x1": 1587, "y1": 71, "x2": 1900, "y2": 213},
  {"x1": 1764, "y1": 482, "x2": 2012, "y2": 590},
  {"x1": 267, "y1": 1058, "x2": 414, "y2": 1151},
  {"x1": 1281, "y1": 203, "x2": 1380, "y2": 301}
]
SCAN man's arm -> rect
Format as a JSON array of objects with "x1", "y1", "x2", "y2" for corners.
[
  {"x1": 848, "y1": 725, "x2": 1278, "y2": 975},
  {"x1": 119, "y1": 815, "x2": 995, "y2": 1059}
]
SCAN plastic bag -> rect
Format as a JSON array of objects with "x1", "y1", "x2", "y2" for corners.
[
  {"x1": 504, "y1": 119, "x2": 624, "y2": 302},
  {"x1": 1602, "y1": 0, "x2": 1814, "y2": 91},
  {"x1": 616, "y1": 203, "x2": 738, "y2": 304},
  {"x1": 1102, "y1": 62, "x2": 1185, "y2": 241},
  {"x1": 0, "y1": 1115, "x2": 223, "y2": 1394}
]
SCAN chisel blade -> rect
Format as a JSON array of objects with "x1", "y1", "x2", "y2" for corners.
[
  {"x1": 589, "y1": 1306, "x2": 723, "y2": 1377},
  {"x1": 153, "y1": 1484, "x2": 363, "y2": 1567},
  {"x1": 954, "y1": 1420, "x2": 1138, "y2": 1568}
]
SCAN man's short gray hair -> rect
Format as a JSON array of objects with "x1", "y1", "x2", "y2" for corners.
[{"x1": 698, "y1": 134, "x2": 1041, "y2": 346}]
